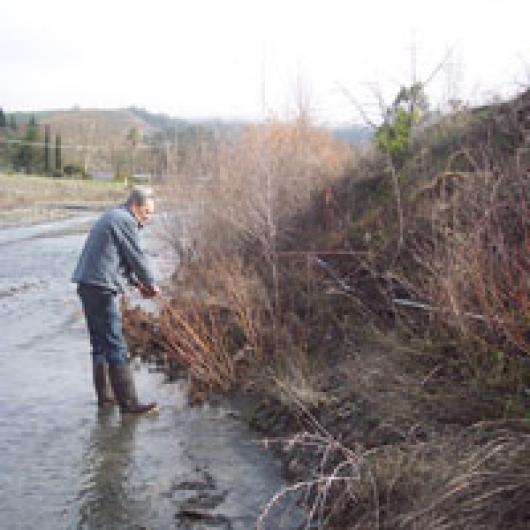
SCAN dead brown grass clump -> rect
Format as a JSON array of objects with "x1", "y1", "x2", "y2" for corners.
[{"x1": 259, "y1": 423, "x2": 530, "y2": 530}]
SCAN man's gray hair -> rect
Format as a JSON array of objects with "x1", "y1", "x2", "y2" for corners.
[{"x1": 126, "y1": 185, "x2": 154, "y2": 207}]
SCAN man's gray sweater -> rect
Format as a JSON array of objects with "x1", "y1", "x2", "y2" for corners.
[{"x1": 72, "y1": 205, "x2": 156, "y2": 293}]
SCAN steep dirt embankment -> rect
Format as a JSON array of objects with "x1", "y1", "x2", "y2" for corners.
[{"x1": 124, "y1": 95, "x2": 530, "y2": 530}]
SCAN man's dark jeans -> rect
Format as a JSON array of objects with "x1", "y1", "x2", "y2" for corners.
[{"x1": 77, "y1": 283, "x2": 128, "y2": 366}]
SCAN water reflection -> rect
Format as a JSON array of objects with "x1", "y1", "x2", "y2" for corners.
[{"x1": 77, "y1": 411, "x2": 135, "y2": 529}]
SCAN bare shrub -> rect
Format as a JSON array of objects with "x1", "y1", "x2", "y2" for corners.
[
  {"x1": 121, "y1": 300, "x2": 159, "y2": 359},
  {"x1": 185, "y1": 255, "x2": 274, "y2": 360},
  {"x1": 157, "y1": 300, "x2": 237, "y2": 397},
  {"x1": 151, "y1": 254, "x2": 273, "y2": 396},
  {"x1": 205, "y1": 256, "x2": 272, "y2": 362},
  {"x1": 166, "y1": 116, "x2": 351, "y2": 257},
  {"x1": 158, "y1": 115, "x2": 352, "y2": 390}
]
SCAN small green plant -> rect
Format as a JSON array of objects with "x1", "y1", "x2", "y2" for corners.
[
  {"x1": 375, "y1": 107, "x2": 417, "y2": 166},
  {"x1": 491, "y1": 349, "x2": 505, "y2": 368},
  {"x1": 375, "y1": 83, "x2": 427, "y2": 167}
]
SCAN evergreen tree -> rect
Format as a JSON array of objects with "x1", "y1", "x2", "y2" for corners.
[
  {"x1": 55, "y1": 133, "x2": 62, "y2": 173},
  {"x1": 0, "y1": 108, "x2": 6, "y2": 128},
  {"x1": 14, "y1": 122, "x2": 42, "y2": 174},
  {"x1": 44, "y1": 125, "x2": 51, "y2": 174}
]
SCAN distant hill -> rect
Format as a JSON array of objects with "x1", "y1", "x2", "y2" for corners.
[
  {"x1": 44, "y1": 108, "x2": 158, "y2": 141},
  {"x1": 127, "y1": 106, "x2": 190, "y2": 136},
  {"x1": 2, "y1": 107, "x2": 372, "y2": 176},
  {"x1": 40, "y1": 108, "x2": 161, "y2": 174},
  {"x1": 330, "y1": 124, "x2": 373, "y2": 144}
]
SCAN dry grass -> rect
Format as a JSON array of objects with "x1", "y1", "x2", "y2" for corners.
[
  {"x1": 409, "y1": 168, "x2": 529, "y2": 335},
  {"x1": 271, "y1": 345, "x2": 330, "y2": 411},
  {"x1": 0, "y1": 173, "x2": 127, "y2": 207},
  {"x1": 0, "y1": 173, "x2": 128, "y2": 227},
  {"x1": 258, "y1": 423, "x2": 530, "y2": 530}
]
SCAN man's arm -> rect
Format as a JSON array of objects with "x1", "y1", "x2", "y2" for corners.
[{"x1": 114, "y1": 220, "x2": 157, "y2": 291}]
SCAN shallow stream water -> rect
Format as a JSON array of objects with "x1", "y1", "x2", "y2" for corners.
[{"x1": 0, "y1": 215, "x2": 300, "y2": 530}]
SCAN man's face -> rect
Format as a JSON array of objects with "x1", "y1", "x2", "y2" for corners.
[{"x1": 132, "y1": 198, "x2": 155, "y2": 225}]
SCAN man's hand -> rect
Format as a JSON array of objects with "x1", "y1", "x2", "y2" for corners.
[{"x1": 138, "y1": 284, "x2": 161, "y2": 299}]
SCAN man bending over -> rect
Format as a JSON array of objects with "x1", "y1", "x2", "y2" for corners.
[{"x1": 73, "y1": 185, "x2": 160, "y2": 414}]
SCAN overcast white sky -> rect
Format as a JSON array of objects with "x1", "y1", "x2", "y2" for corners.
[{"x1": 2, "y1": 0, "x2": 529, "y2": 124}]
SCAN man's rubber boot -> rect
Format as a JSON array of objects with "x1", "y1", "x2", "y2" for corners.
[
  {"x1": 93, "y1": 361, "x2": 116, "y2": 407},
  {"x1": 108, "y1": 362, "x2": 159, "y2": 414}
]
